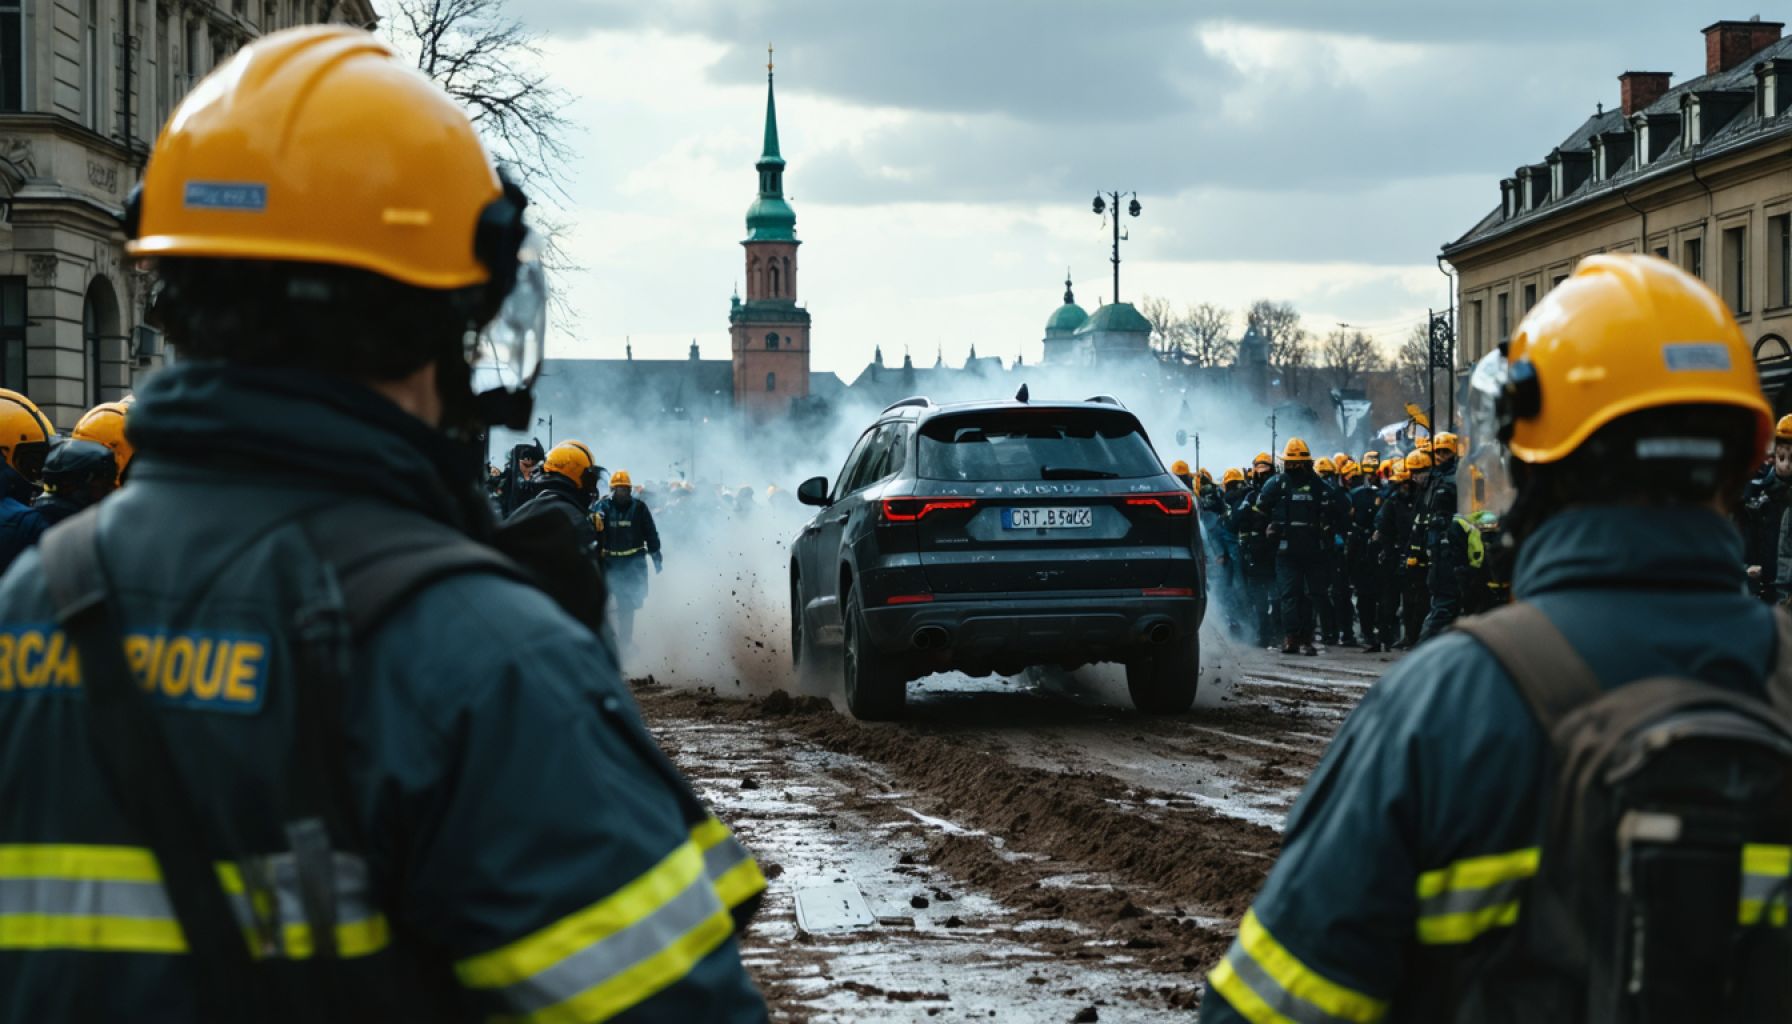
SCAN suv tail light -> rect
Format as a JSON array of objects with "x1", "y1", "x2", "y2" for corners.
[
  {"x1": 882, "y1": 498, "x2": 977, "y2": 522},
  {"x1": 1125, "y1": 492, "x2": 1194, "y2": 516}
]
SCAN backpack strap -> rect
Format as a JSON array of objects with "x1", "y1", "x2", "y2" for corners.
[
  {"x1": 39, "y1": 507, "x2": 254, "y2": 1024},
  {"x1": 1454, "y1": 601, "x2": 1604, "y2": 735}
]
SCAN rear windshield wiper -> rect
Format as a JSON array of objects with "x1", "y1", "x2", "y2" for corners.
[{"x1": 1040, "y1": 466, "x2": 1119, "y2": 480}]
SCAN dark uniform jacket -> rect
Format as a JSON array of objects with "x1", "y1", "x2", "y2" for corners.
[
  {"x1": 0, "y1": 464, "x2": 44, "y2": 574},
  {"x1": 1374, "y1": 486, "x2": 1414, "y2": 569},
  {"x1": 1743, "y1": 466, "x2": 1792, "y2": 599},
  {"x1": 0, "y1": 363, "x2": 766, "y2": 1023},
  {"x1": 1254, "y1": 470, "x2": 1330, "y2": 556},
  {"x1": 1227, "y1": 485, "x2": 1274, "y2": 575},
  {"x1": 1421, "y1": 466, "x2": 1461, "y2": 593},
  {"x1": 1199, "y1": 505, "x2": 1780, "y2": 1023},
  {"x1": 594, "y1": 496, "x2": 662, "y2": 565},
  {"x1": 506, "y1": 473, "x2": 601, "y2": 562}
]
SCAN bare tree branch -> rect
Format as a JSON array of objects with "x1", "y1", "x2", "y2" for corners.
[
  {"x1": 1184, "y1": 302, "x2": 1234, "y2": 369},
  {"x1": 1247, "y1": 299, "x2": 1313, "y2": 397},
  {"x1": 1320, "y1": 328, "x2": 1385, "y2": 391}
]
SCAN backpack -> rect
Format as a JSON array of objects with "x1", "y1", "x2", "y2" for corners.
[{"x1": 1454, "y1": 602, "x2": 1792, "y2": 1024}]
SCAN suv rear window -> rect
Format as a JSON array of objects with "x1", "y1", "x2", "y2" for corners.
[{"x1": 917, "y1": 409, "x2": 1162, "y2": 482}]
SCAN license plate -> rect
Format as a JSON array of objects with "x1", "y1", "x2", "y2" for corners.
[{"x1": 1003, "y1": 506, "x2": 1093, "y2": 530}]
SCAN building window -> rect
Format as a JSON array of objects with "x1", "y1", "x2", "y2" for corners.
[
  {"x1": 765, "y1": 332, "x2": 779, "y2": 350},
  {"x1": 1469, "y1": 299, "x2": 1484, "y2": 357},
  {"x1": 186, "y1": 18, "x2": 202, "y2": 89},
  {"x1": 765, "y1": 372, "x2": 776, "y2": 392},
  {"x1": 1654, "y1": 245, "x2": 1670, "y2": 260},
  {"x1": 1523, "y1": 283, "x2": 1538, "y2": 312},
  {"x1": 1722, "y1": 225, "x2": 1748, "y2": 315},
  {"x1": 768, "y1": 261, "x2": 781, "y2": 297},
  {"x1": 85, "y1": 0, "x2": 103, "y2": 131},
  {"x1": 1771, "y1": 214, "x2": 1791, "y2": 309},
  {"x1": 0, "y1": 0, "x2": 21, "y2": 112},
  {"x1": 1496, "y1": 293, "x2": 1510, "y2": 343},
  {"x1": 83, "y1": 278, "x2": 120, "y2": 406},
  {"x1": 0, "y1": 278, "x2": 24, "y2": 390},
  {"x1": 1683, "y1": 237, "x2": 1704, "y2": 279}
]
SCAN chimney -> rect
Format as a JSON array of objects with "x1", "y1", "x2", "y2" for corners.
[
  {"x1": 1620, "y1": 71, "x2": 1673, "y2": 115},
  {"x1": 1705, "y1": 18, "x2": 1784, "y2": 75}
]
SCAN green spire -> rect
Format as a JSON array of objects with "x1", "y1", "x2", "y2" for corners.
[
  {"x1": 760, "y1": 62, "x2": 783, "y2": 166},
  {"x1": 745, "y1": 49, "x2": 797, "y2": 243}
]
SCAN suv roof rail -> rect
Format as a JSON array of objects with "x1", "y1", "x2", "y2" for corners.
[
  {"x1": 882, "y1": 396, "x2": 934, "y2": 413},
  {"x1": 1084, "y1": 394, "x2": 1125, "y2": 407}
]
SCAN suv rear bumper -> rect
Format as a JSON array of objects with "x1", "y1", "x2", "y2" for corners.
[{"x1": 861, "y1": 590, "x2": 1205, "y2": 661}]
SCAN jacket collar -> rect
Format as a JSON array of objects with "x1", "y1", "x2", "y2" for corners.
[{"x1": 1513, "y1": 505, "x2": 1744, "y2": 598}]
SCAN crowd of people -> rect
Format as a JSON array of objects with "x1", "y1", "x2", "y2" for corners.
[
  {"x1": 0, "y1": 391, "x2": 135, "y2": 576},
  {"x1": 1172, "y1": 431, "x2": 1506, "y2": 656}
]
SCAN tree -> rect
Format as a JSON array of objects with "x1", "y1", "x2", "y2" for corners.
[
  {"x1": 1397, "y1": 321, "x2": 1449, "y2": 404},
  {"x1": 1137, "y1": 295, "x2": 1188, "y2": 357},
  {"x1": 1320, "y1": 328, "x2": 1386, "y2": 391},
  {"x1": 1184, "y1": 302, "x2": 1235, "y2": 368},
  {"x1": 1248, "y1": 299, "x2": 1313, "y2": 396},
  {"x1": 381, "y1": 0, "x2": 581, "y2": 318}
]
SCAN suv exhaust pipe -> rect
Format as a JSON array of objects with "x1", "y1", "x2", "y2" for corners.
[
  {"x1": 1146, "y1": 622, "x2": 1175, "y2": 645},
  {"x1": 911, "y1": 625, "x2": 951, "y2": 651}
]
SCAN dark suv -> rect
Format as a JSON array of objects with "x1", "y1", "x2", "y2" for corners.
[{"x1": 790, "y1": 395, "x2": 1205, "y2": 719}]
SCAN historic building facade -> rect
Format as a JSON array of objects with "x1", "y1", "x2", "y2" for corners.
[
  {"x1": 729, "y1": 63, "x2": 812, "y2": 419},
  {"x1": 0, "y1": 0, "x2": 375, "y2": 427},
  {"x1": 1443, "y1": 18, "x2": 1792, "y2": 403}
]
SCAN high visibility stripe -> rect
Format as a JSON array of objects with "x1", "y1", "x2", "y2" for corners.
[
  {"x1": 691, "y1": 817, "x2": 765, "y2": 913},
  {"x1": 1206, "y1": 910, "x2": 1388, "y2": 1024},
  {"x1": 1414, "y1": 848, "x2": 1537, "y2": 945},
  {"x1": 605, "y1": 547, "x2": 647, "y2": 558},
  {"x1": 0, "y1": 844, "x2": 387, "y2": 958},
  {"x1": 455, "y1": 838, "x2": 736, "y2": 1021},
  {"x1": 1740, "y1": 844, "x2": 1791, "y2": 928}
]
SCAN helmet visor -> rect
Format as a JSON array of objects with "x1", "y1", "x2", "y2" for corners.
[
  {"x1": 1462, "y1": 350, "x2": 1517, "y2": 522},
  {"x1": 475, "y1": 227, "x2": 547, "y2": 391}
]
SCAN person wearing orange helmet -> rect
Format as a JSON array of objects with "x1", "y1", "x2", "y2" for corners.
[
  {"x1": 0, "y1": 29, "x2": 763, "y2": 1021},
  {"x1": 1253, "y1": 438, "x2": 1334, "y2": 655},
  {"x1": 0, "y1": 388, "x2": 56, "y2": 571},
  {"x1": 1366, "y1": 455, "x2": 1416, "y2": 652},
  {"x1": 1226, "y1": 453, "x2": 1281, "y2": 647},
  {"x1": 1412, "y1": 429, "x2": 1465, "y2": 641},
  {"x1": 1206, "y1": 254, "x2": 1792, "y2": 1023},
  {"x1": 594, "y1": 468, "x2": 664, "y2": 650},
  {"x1": 1741, "y1": 413, "x2": 1792, "y2": 600}
]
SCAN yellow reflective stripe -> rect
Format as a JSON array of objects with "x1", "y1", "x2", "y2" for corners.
[
  {"x1": 606, "y1": 547, "x2": 646, "y2": 558},
  {"x1": 0, "y1": 913, "x2": 186, "y2": 953},
  {"x1": 1414, "y1": 847, "x2": 1539, "y2": 900},
  {"x1": 455, "y1": 839, "x2": 708, "y2": 991},
  {"x1": 279, "y1": 914, "x2": 392, "y2": 959},
  {"x1": 1740, "y1": 843, "x2": 1791, "y2": 927},
  {"x1": 1209, "y1": 957, "x2": 1298, "y2": 1024},
  {"x1": 1743, "y1": 843, "x2": 1791, "y2": 878},
  {"x1": 690, "y1": 818, "x2": 730, "y2": 850},
  {"x1": 1416, "y1": 899, "x2": 1522, "y2": 944},
  {"x1": 1215, "y1": 909, "x2": 1388, "y2": 1024},
  {"x1": 691, "y1": 818, "x2": 766, "y2": 912},
  {"x1": 0, "y1": 844, "x2": 162, "y2": 883},
  {"x1": 505, "y1": 908, "x2": 734, "y2": 1024}
]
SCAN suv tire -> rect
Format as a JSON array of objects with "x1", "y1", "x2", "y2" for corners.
[
  {"x1": 791, "y1": 575, "x2": 833, "y2": 694},
  {"x1": 1126, "y1": 633, "x2": 1199, "y2": 714},
  {"x1": 843, "y1": 585, "x2": 906, "y2": 720}
]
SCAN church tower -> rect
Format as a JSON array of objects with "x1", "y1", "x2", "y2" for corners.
[{"x1": 730, "y1": 51, "x2": 811, "y2": 418}]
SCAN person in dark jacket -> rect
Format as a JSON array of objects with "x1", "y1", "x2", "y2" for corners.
[
  {"x1": 595, "y1": 469, "x2": 663, "y2": 650},
  {"x1": 1228, "y1": 454, "x2": 1279, "y2": 648},
  {"x1": 31, "y1": 438, "x2": 118, "y2": 527},
  {"x1": 1369, "y1": 456, "x2": 1413, "y2": 654},
  {"x1": 497, "y1": 439, "x2": 545, "y2": 518},
  {"x1": 1743, "y1": 416, "x2": 1792, "y2": 600},
  {"x1": 1201, "y1": 253, "x2": 1784, "y2": 1023},
  {"x1": 0, "y1": 388, "x2": 54, "y2": 572},
  {"x1": 1396, "y1": 450, "x2": 1435, "y2": 649},
  {"x1": 0, "y1": 29, "x2": 765, "y2": 1024},
  {"x1": 1254, "y1": 439, "x2": 1329, "y2": 656},
  {"x1": 505, "y1": 439, "x2": 601, "y2": 563},
  {"x1": 1416, "y1": 433, "x2": 1463, "y2": 641}
]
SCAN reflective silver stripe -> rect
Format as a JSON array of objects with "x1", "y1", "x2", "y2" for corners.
[
  {"x1": 1743, "y1": 872, "x2": 1789, "y2": 905},
  {"x1": 0, "y1": 877, "x2": 175, "y2": 921},
  {"x1": 1416, "y1": 875, "x2": 1528, "y2": 920},
  {"x1": 703, "y1": 837, "x2": 749, "y2": 886},
  {"x1": 1222, "y1": 943, "x2": 1366, "y2": 1024},
  {"x1": 226, "y1": 851, "x2": 385, "y2": 957},
  {"x1": 490, "y1": 872, "x2": 726, "y2": 1016}
]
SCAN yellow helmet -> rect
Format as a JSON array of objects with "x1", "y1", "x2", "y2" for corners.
[
  {"x1": 1503, "y1": 254, "x2": 1771, "y2": 464},
  {"x1": 128, "y1": 27, "x2": 504, "y2": 290},
  {"x1": 72, "y1": 401, "x2": 133, "y2": 482},
  {"x1": 1315, "y1": 457, "x2": 1336, "y2": 475},
  {"x1": 1433, "y1": 432, "x2": 1459, "y2": 456},
  {"x1": 1198, "y1": 468, "x2": 1214, "y2": 485},
  {"x1": 1414, "y1": 437, "x2": 1433, "y2": 453},
  {"x1": 543, "y1": 441, "x2": 595, "y2": 489},
  {"x1": 1252, "y1": 452, "x2": 1274, "y2": 471},
  {"x1": 1340, "y1": 458, "x2": 1360, "y2": 478},
  {"x1": 1405, "y1": 450, "x2": 1433, "y2": 472},
  {"x1": 0, "y1": 389, "x2": 55, "y2": 480},
  {"x1": 1170, "y1": 459, "x2": 1191, "y2": 476},
  {"x1": 1387, "y1": 457, "x2": 1408, "y2": 482},
  {"x1": 1360, "y1": 450, "x2": 1381, "y2": 469},
  {"x1": 1330, "y1": 451, "x2": 1349, "y2": 467},
  {"x1": 1282, "y1": 437, "x2": 1312, "y2": 462},
  {"x1": 609, "y1": 469, "x2": 633, "y2": 488},
  {"x1": 1222, "y1": 468, "x2": 1245, "y2": 485},
  {"x1": 1778, "y1": 415, "x2": 1792, "y2": 443}
]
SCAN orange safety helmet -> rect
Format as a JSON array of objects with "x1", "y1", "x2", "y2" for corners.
[
  {"x1": 1252, "y1": 452, "x2": 1275, "y2": 472},
  {"x1": 609, "y1": 469, "x2": 633, "y2": 489},
  {"x1": 1315, "y1": 457, "x2": 1336, "y2": 475},
  {"x1": 1405, "y1": 450, "x2": 1433, "y2": 472},
  {"x1": 1360, "y1": 450, "x2": 1381, "y2": 470},
  {"x1": 72, "y1": 401, "x2": 133, "y2": 483},
  {"x1": 543, "y1": 441, "x2": 596, "y2": 490},
  {"x1": 1282, "y1": 438, "x2": 1312, "y2": 463},
  {"x1": 1340, "y1": 458, "x2": 1361, "y2": 479},
  {"x1": 0, "y1": 389, "x2": 55, "y2": 480},
  {"x1": 1222, "y1": 468, "x2": 1245, "y2": 486},
  {"x1": 1777, "y1": 414, "x2": 1792, "y2": 444},
  {"x1": 1170, "y1": 459, "x2": 1191, "y2": 476},
  {"x1": 1387, "y1": 457, "x2": 1408, "y2": 482},
  {"x1": 1432, "y1": 432, "x2": 1459, "y2": 456},
  {"x1": 1501, "y1": 254, "x2": 1771, "y2": 464}
]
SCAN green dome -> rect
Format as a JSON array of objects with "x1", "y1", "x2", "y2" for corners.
[
  {"x1": 1046, "y1": 302, "x2": 1089, "y2": 333},
  {"x1": 1077, "y1": 302, "x2": 1152, "y2": 335},
  {"x1": 745, "y1": 196, "x2": 797, "y2": 242}
]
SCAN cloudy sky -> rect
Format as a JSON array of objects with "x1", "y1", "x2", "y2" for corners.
[{"x1": 478, "y1": 0, "x2": 1765, "y2": 376}]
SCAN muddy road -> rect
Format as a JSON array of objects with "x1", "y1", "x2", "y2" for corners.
[{"x1": 633, "y1": 634, "x2": 1399, "y2": 1022}]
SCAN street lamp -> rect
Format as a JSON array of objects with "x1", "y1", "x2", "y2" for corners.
[{"x1": 1092, "y1": 191, "x2": 1142, "y2": 305}]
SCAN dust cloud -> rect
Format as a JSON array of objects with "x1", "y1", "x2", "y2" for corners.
[{"x1": 496, "y1": 361, "x2": 1302, "y2": 702}]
